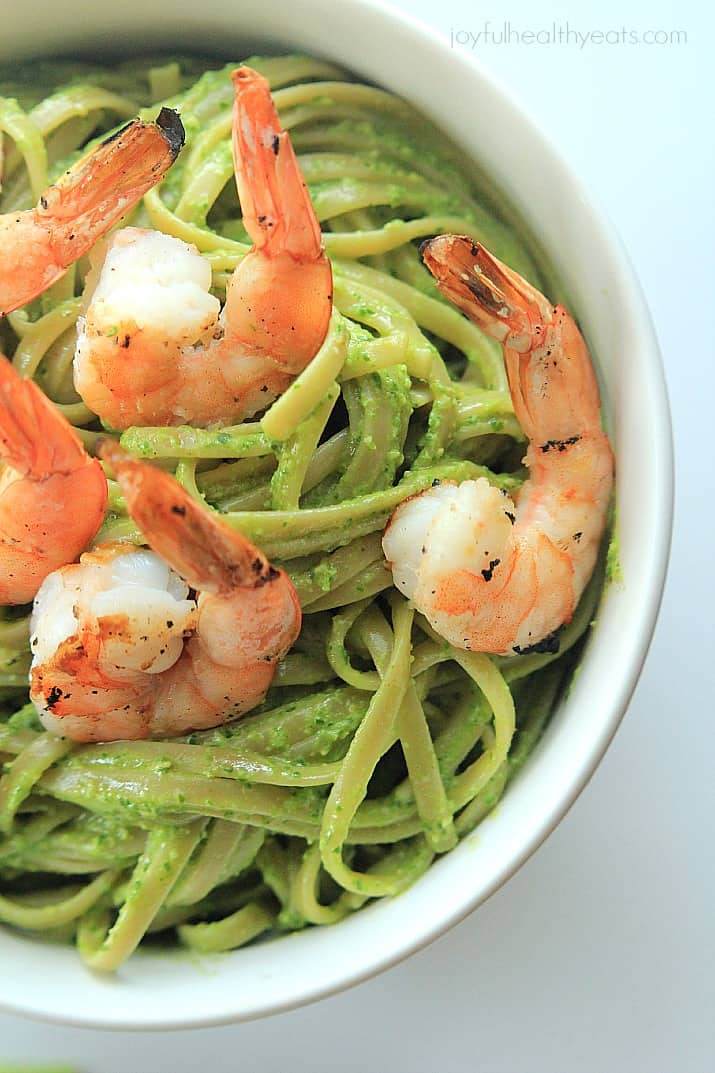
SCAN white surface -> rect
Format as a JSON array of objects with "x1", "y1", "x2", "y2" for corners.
[{"x1": 0, "y1": 0, "x2": 712, "y2": 1067}]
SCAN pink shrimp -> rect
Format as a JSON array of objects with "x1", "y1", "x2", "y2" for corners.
[
  {"x1": 29, "y1": 441, "x2": 301, "y2": 742},
  {"x1": 0, "y1": 109, "x2": 184, "y2": 316},
  {"x1": 383, "y1": 235, "x2": 614, "y2": 656},
  {"x1": 73, "y1": 66, "x2": 333, "y2": 430},
  {"x1": 0, "y1": 357, "x2": 107, "y2": 604}
]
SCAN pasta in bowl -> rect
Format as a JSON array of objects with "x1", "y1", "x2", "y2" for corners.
[{"x1": 0, "y1": 0, "x2": 671, "y2": 1029}]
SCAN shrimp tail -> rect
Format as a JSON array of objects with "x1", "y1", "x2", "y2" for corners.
[
  {"x1": 231, "y1": 67, "x2": 322, "y2": 261},
  {"x1": 98, "y1": 440, "x2": 280, "y2": 596},
  {"x1": 0, "y1": 356, "x2": 92, "y2": 477},
  {"x1": 0, "y1": 110, "x2": 185, "y2": 316},
  {"x1": 423, "y1": 234, "x2": 607, "y2": 438},
  {"x1": 224, "y1": 66, "x2": 332, "y2": 372},
  {"x1": 421, "y1": 235, "x2": 551, "y2": 348},
  {"x1": 40, "y1": 108, "x2": 185, "y2": 252}
]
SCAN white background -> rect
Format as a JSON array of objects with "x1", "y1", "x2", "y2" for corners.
[{"x1": 1, "y1": 0, "x2": 712, "y2": 1069}]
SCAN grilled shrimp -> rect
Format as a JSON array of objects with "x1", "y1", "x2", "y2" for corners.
[
  {"x1": 29, "y1": 442, "x2": 301, "y2": 742},
  {"x1": 383, "y1": 235, "x2": 614, "y2": 655},
  {"x1": 0, "y1": 109, "x2": 184, "y2": 316},
  {"x1": 73, "y1": 65, "x2": 333, "y2": 429},
  {"x1": 0, "y1": 357, "x2": 107, "y2": 604}
]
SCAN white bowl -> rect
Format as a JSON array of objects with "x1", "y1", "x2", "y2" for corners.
[{"x1": 0, "y1": 0, "x2": 672, "y2": 1030}]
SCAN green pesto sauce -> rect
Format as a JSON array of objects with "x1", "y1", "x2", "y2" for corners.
[
  {"x1": 0, "y1": 53, "x2": 613, "y2": 967},
  {"x1": 606, "y1": 512, "x2": 624, "y2": 586}
]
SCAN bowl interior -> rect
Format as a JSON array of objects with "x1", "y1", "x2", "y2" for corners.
[{"x1": 0, "y1": 0, "x2": 672, "y2": 1029}]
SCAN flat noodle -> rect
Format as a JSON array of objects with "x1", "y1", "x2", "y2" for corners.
[{"x1": 0, "y1": 54, "x2": 606, "y2": 969}]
